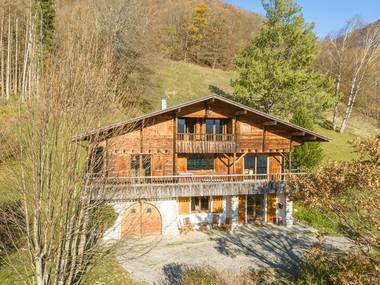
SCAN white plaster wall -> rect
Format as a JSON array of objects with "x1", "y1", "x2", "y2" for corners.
[
  {"x1": 230, "y1": 196, "x2": 239, "y2": 230},
  {"x1": 263, "y1": 193, "x2": 268, "y2": 223},
  {"x1": 284, "y1": 195, "x2": 293, "y2": 227}
]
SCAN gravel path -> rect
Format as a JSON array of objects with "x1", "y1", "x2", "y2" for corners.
[{"x1": 116, "y1": 223, "x2": 352, "y2": 284}]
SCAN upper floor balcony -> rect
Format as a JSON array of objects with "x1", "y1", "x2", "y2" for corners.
[
  {"x1": 87, "y1": 173, "x2": 303, "y2": 201},
  {"x1": 176, "y1": 133, "x2": 236, "y2": 153}
]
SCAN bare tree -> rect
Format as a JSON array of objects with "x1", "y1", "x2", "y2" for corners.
[
  {"x1": 320, "y1": 17, "x2": 361, "y2": 130},
  {"x1": 340, "y1": 21, "x2": 380, "y2": 133},
  {"x1": 319, "y1": 17, "x2": 380, "y2": 133},
  {"x1": 0, "y1": 12, "x2": 129, "y2": 285}
]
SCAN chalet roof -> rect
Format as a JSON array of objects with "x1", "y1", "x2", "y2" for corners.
[{"x1": 75, "y1": 94, "x2": 331, "y2": 143}]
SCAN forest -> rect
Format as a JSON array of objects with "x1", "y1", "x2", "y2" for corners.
[{"x1": 0, "y1": 0, "x2": 379, "y2": 284}]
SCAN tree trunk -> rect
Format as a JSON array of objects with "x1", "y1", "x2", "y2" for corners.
[
  {"x1": 14, "y1": 18, "x2": 18, "y2": 96},
  {"x1": 6, "y1": 13, "x2": 11, "y2": 100},
  {"x1": 0, "y1": 17, "x2": 4, "y2": 99}
]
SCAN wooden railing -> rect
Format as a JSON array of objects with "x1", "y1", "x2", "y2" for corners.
[
  {"x1": 176, "y1": 133, "x2": 235, "y2": 153},
  {"x1": 88, "y1": 173, "x2": 303, "y2": 186},
  {"x1": 87, "y1": 173, "x2": 305, "y2": 200}
]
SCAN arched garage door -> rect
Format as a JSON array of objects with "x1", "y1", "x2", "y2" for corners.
[{"x1": 121, "y1": 202, "x2": 162, "y2": 237}]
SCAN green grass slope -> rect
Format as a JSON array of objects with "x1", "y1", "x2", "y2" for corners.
[
  {"x1": 150, "y1": 58, "x2": 379, "y2": 162},
  {"x1": 148, "y1": 58, "x2": 237, "y2": 109}
]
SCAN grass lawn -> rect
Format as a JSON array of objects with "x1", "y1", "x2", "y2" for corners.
[{"x1": 82, "y1": 252, "x2": 142, "y2": 285}]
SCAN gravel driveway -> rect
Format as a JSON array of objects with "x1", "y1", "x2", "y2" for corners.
[{"x1": 116, "y1": 223, "x2": 351, "y2": 284}]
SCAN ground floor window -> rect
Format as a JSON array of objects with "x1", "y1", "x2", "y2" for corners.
[
  {"x1": 191, "y1": 196, "x2": 210, "y2": 212},
  {"x1": 247, "y1": 194, "x2": 264, "y2": 222}
]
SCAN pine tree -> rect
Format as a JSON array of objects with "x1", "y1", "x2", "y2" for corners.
[
  {"x1": 290, "y1": 107, "x2": 323, "y2": 170},
  {"x1": 232, "y1": 0, "x2": 334, "y2": 120}
]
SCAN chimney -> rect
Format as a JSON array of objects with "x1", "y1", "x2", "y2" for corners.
[{"x1": 161, "y1": 97, "x2": 167, "y2": 110}]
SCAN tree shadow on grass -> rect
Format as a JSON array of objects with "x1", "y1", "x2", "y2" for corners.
[{"x1": 162, "y1": 263, "x2": 190, "y2": 285}]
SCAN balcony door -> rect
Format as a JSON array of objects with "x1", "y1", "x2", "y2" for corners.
[{"x1": 244, "y1": 155, "x2": 267, "y2": 179}]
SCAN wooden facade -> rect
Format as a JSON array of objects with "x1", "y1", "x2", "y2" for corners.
[
  {"x1": 80, "y1": 94, "x2": 330, "y2": 200},
  {"x1": 77, "y1": 95, "x2": 330, "y2": 235}
]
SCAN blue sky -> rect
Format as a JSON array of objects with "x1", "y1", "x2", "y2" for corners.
[{"x1": 224, "y1": 0, "x2": 380, "y2": 39}]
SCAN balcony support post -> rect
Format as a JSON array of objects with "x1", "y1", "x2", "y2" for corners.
[{"x1": 173, "y1": 113, "x2": 178, "y2": 175}]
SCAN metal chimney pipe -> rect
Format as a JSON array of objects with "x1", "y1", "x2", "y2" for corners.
[{"x1": 161, "y1": 97, "x2": 167, "y2": 110}]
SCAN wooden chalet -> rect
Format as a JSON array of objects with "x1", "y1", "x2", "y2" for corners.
[{"x1": 78, "y1": 94, "x2": 330, "y2": 237}]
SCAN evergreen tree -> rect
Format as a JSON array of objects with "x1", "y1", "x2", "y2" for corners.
[
  {"x1": 232, "y1": 0, "x2": 334, "y2": 120},
  {"x1": 290, "y1": 107, "x2": 323, "y2": 170},
  {"x1": 36, "y1": 0, "x2": 56, "y2": 55}
]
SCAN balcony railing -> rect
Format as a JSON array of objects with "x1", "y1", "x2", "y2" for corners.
[
  {"x1": 176, "y1": 133, "x2": 235, "y2": 153},
  {"x1": 87, "y1": 173, "x2": 305, "y2": 200}
]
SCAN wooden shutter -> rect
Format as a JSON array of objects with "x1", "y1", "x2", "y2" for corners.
[
  {"x1": 178, "y1": 197, "x2": 190, "y2": 215},
  {"x1": 116, "y1": 155, "x2": 129, "y2": 176},
  {"x1": 238, "y1": 195, "x2": 246, "y2": 224},
  {"x1": 212, "y1": 196, "x2": 223, "y2": 213}
]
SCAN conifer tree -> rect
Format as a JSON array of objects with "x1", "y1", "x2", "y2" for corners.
[
  {"x1": 232, "y1": 0, "x2": 334, "y2": 120},
  {"x1": 290, "y1": 107, "x2": 323, "y2": 170},
  {"x1": 36, "y1": 0, "x2": 56, "y2": 55}
]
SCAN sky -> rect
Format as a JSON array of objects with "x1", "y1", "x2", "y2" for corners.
[{"x1": 224, "y1": 0, "x2": 380, "y2": 39}]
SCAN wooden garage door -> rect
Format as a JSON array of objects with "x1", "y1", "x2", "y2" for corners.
[{"x1": 121, "y1": 202, "x2": 162, "y2": 237}]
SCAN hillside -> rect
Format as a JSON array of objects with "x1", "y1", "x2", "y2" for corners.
[{"x1": 148, "y1": 58, "x2": 379, "y2": 162}]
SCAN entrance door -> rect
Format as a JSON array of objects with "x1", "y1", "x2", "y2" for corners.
[
  {"x1": 267, "y1": 193, "x2": 277, "y2": 223},
  {"x1": 238, "y1": 195, "x2": 246, "y2": 224},
  {"x1": 121, "y1": 202, "x2": 162, "y2": 237}
]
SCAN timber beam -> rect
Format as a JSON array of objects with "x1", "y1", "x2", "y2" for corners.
[
  {"x1": 303, "y1": 135, "x2": 317, "y2": 141},
  {"x1": 263, "y1": 121, "x2": 277, "y2": 126},
  {"x1": 235, "y1": 109, "x2": 247, "y2": 116},
  {"x1": 291, "y1": 131, "x2": 305, "y2": 137}
]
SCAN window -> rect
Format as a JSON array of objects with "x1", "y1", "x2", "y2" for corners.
[
  {"x1": 247, "y1": 194, "x2": 264, "y2": 221},
  {"x1": 191, "y1": 196, "x2": 210, "y2": 212},
  {"x1": 130, "y1": 154, "x2": 151, "y2": 176},
  {"x1": 244, "y1": 155, "x2": 255, "y2": 175},
  {"x1": 244, "y1": 155, "x2": 267, "y2": 178},
  {"x1": 88, "y1": 147, "x2": 103, "y2": 174},
  {"x1": 178, "y1": 119, "x2": 185, "y2": 133},
  {"x1": 187, "y1": 154, "x2": 214, "y2": 171},
  {"x1": 257, "y1": 155, "x2": 267, "y2": 178}
]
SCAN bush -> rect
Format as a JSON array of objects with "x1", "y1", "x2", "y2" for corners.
[
  {"x1": 296, "y1": 245, "x2": 380, "y2": 285},
  {"x1": 182, "y1": 267, "x2": 224, "y2": 285}
]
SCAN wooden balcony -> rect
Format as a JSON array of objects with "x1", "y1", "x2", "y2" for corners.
[
  {"x1": 176, "y1": 133, "x2": 235, "y2": 153},
  {"x1": 87, "y1": 173, "x2": 303, "y2": 201}
]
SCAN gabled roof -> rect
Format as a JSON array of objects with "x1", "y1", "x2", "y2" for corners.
[{"x1": 75, "y1": 94, "x2": 331, "y2": 143}]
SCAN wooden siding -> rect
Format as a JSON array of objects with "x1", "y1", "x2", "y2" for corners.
[
  {"x1": 96, "y1": 100, "x2": 298, "y2": 180},
  {"x1": 176, "y1": 139, "x2": 235, "y2": 153}
]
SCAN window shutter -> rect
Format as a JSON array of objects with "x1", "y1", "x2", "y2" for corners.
[
  {"x1": 212, "y1": 196, "x2": 223, "y2": 213},
  {"x1": 179, "y1": 197, "x2": 190, "y2": 215}
]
